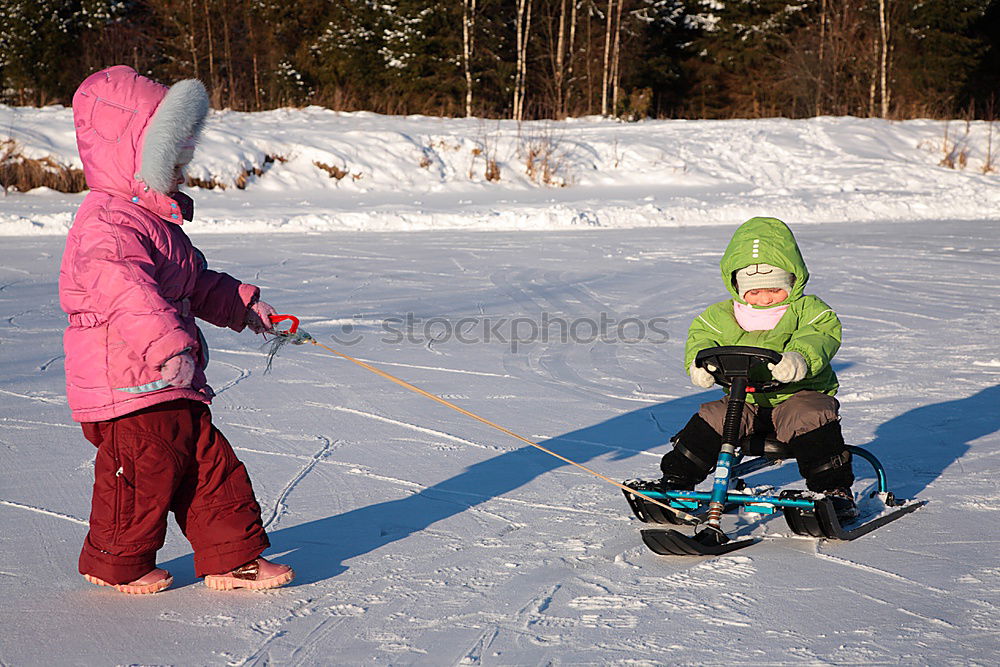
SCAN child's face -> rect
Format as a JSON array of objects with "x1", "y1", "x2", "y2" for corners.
[
  {"x1": 170, "y1": 164, "x2": 186, "y2": 192},
  {"x1": 170, "y1": 145, "x2": 196, "y2": 193},
  {"x1": 743, "y1": 288, "x2": 788, "y2": 306}
]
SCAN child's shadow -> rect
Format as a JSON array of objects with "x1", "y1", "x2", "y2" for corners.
[
  {"x1": 858, "y1": 383, "x2": 1000, "y2": 499},
  {"x1": 161, "y1": 384, "x2": 1000, "y2": 586},
  {"x1": 162, "y1": 394, "x2": 705, "y2": 586}
]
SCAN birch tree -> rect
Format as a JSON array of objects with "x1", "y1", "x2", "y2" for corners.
[
  {"x1": 815, "y1": 0, "x2": 827, "y2": 116},
  {"x1": 877, "y1": 0, "x2": 890, "y2": 117},
  {"x1": 546, "y1": 0, "x2": 581, "y2": 118},
  {"x1": 601, "y1": 0, "x2": 614, "y2": 115},
  {"x1": 610, "y1": 0, "x2": 624, "y2": 115},
  {"x1": 513, "y1": 0, "x2": 533, "y2": 120},
  {"x1": 462, "y1": 0, "x2": 477, "y2": 117},
  {"x1": 553, "y1": 0, "x2": 568, "y2": 116}
]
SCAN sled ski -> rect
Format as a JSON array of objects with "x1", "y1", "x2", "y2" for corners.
[
  {"x1": 780, "y1": 491, "x2": 926, "y2": 541},
  {"x1": 622, "y1": 480, "x2": 696, "y2": 525},
  {"x1": 622, "y1": 346, "x2": 924, "y2": 556},
  {"x1": 641, "y1": 527, "x2": 759, "y2": 556},
  {"x1": 627, "y1": 486, "x2": 926, "y2": 553}
]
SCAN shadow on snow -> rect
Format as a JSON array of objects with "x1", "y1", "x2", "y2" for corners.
[
  {"x1": 161, "y1": 392, "x2": 700, "y2": 586},
  {"x1": 859, "y1": 383, "x2": 1000, "y2": 499},
  {"x1": 160, "y1": 384, "x2": 999, "y2": 586}
]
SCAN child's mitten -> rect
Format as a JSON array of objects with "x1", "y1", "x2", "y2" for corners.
[
  {"x1": 768, "y1": 350, "x2": 807, "y2": 383},
  {"x1": 246, "y1": 299, "x2": 277, "y2": 334},
  {"x1": 161, "y1": 352, "x2": 195, "y2": 387},
  {"x1": 689, "y1": 361, "x2": 716, "y2": 388}
]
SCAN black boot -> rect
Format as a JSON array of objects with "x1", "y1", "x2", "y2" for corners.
[
  {"x1": 657, "y1": 414, "x2": 722, "y2": 489},
  {"x1": 657, "y1": 472, "x2": 698, "y2": 491},
  {"x1": 789, "y1": 421, "x2": 858, "y2": 521},
  {"x1": 824, "y1": 487, "x2": 860, "y2": 522},
  {"x1": 789, "y1": 421, "x2": 855, "y2": 490}
]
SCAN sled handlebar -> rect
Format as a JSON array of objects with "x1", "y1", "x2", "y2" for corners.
[{"x1": 695, "y1": 345, "x2": 785, "y2": 393}]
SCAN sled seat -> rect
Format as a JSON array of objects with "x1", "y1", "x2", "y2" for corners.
[{"x1": 738, "y1": 432, "x2": 793, "y2": 460}]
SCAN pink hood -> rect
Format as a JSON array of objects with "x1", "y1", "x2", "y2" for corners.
[
  {"x1": 73, "y1": 64, "x2": 208, "y2": 220},
  {"x1": 60, "y1": 66, "x2": 258, "y2": 422}
]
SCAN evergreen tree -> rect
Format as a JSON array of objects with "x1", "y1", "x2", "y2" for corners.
[
  {"x1": 0, "y1": 0, "x2": 996, "y2": 118},
  {"x1": 683, "y1": 0, "x2": 810, "y2": 117},
  {"x1": 305, "y1": 0, "x2": 393, "y2": 109},
  {"x1": 1, "y1": 0, "x2": 67, "y2": 104},
  {"x1": 895, "y1": 0, "x2": 994, "y2": 116},
  {"x1": 625, "y1": 0, "x2": 697, "y2": 117},
  {"x1": 964, "y1": 0, "x2": 1000, "y2": 115}
]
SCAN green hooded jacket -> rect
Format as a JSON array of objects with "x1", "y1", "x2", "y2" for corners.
[{"x1": 685, "y1": 217, "x2": 841, "y2": 406}]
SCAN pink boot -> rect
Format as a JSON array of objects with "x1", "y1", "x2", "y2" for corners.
[
  {"x1": 204, "y1": 557, "x2": 294, "y2": 591},
  {"x1": 83, "y1": 568, "x2": 172, "y2": 595}
]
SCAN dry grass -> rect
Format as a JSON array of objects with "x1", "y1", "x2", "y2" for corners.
[
  {"x1": 314, "y1": 160, "x2": 363, "y2": 181},
  {"x1": 476, "y1": 146, "x2": 502, "y2": 182},
  {"x1": 186, "y1": 154, "x2": 286, "y2": 190},
  {"x1": 429, "y1": 139, "x2": 462, "y2": 152},
  {"x1": 484, "y1": 157, "x2": 501, "y2": 182},
  {"x1": 914, "y1": 117, "x2": 1000, "y2": 174},
  {"x1": 1, "y1": 139, "x2": 87, "y2": 193},
  {"x1": 929, "y1": 119, "x2": 1000, "y2": 172},
  {"x1": 936, "y1": 121, "x2": 971, "y2": 170},
  {"x1": 522, "y1": 136, "x2": 566, "y2": 187},
  {"x1": 0, "y1": 142, "x2": 294, "y2": 193},
  {"x1": 983, "y1": 120, "x2": 996, "y2": 174},
  {"x1": 470, "y1": 122, "x2": 503, "y2": 182},
  {"x1": 314, "y1": 161, "x2": 349, "y2": 180}
]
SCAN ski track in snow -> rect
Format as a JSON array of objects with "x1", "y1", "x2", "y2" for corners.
[
  {"x1": 313, "y1": 403, "x2": 504, "y2": 452},
  {"x1": 0, "y1": 387, "x2": 65, "y2": 405},
  {"x1": 262, "y1": 436, "x2": 339, "y2": 530},
  {"x1": 813, "y1": 549, "x2": 949, "y2": 595},
  {"x1": 531, "y1": 434, "x2": 661, "y2": 459},
  {"x1": 1, "y1": 417, "x2": 76, "y2": 430},
  {"x1": 489, "y1": 268, "x2": 660, "y2": 406},
  {"x1": 339, "y1": 463, "x2": 615, "y2": 520},
  {"x1": 845, "y1": 588, "x2": 957, "y2": 629},
  {"x1": 327, "y1": 357, "x2": 514, "y2": 379},
  {"x1": 211, "y1": 360, "x2": 253, "y2": 395},
  {"x1": 0, "y1": 499, "x2": 89, "y2": 526},
  {"x1": 1, "y1": 224, "x2": 998, "y2": 664},
  {"x1": 234, "y1": 433, "x2": 612, "y2": 522}
]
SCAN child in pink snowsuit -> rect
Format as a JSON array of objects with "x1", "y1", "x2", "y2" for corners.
[{"x1": 60, "y1": 65, "x2": 293, "y2": 594}]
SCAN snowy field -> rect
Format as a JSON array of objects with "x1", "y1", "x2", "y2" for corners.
[
  {"x1": 3, "y1": 105, "x2": 1000, "y2": 234},
  {"x1": 1, "y1": 107, "x2": 999, "y2": 664},
  {"x1": 1, "y1": 220, "x2": 999, "y2": 665}
]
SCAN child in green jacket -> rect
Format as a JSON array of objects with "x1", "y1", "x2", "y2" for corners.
[{"x1": 657, "y1": 216, "x2": 857, "y2": 520}]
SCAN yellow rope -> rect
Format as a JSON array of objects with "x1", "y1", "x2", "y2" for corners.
[{"x1": 306, "y1": 338, "x2": 696, "y2": 523}]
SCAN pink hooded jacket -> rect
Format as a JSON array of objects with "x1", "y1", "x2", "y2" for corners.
[{"x1": 59, "y1": 66, "x2": 258, "y2": 422}]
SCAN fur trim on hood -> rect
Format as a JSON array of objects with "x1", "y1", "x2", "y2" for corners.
[{"x1": 138, "y1": 79, "x2": 209, "y2": 194}]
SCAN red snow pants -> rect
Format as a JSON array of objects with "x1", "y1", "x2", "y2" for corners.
[{"x1": 78, "y1": 399, "x2": 269, "y2": 584}]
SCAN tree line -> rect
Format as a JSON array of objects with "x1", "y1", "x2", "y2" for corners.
[{"x1": 2, "y1": 0, "x2": 998, "y2": 120}]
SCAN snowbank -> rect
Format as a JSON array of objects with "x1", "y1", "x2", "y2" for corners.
[{"x1": 2, "y1": 105, "x2": 999, "y2": 234}]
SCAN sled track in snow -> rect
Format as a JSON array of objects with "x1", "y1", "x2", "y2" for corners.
[
  {"x1": 262, "y1": 435, "x2": 339, "y2": 530},
  {"x1": 0, "y1": 499, "x2": 89, "y2": 526}
]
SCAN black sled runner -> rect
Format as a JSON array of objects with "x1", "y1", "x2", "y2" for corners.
[{"x1": 623, "y1": 346, "x2": 925, "y2": 556}]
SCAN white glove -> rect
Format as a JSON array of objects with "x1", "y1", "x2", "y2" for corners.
[
  {"x1": 246, "y1": 299, "x2": 277, "y2": 334},
  {"x1": 161, "y1": 352, "x2": 195, "y2": 388},
  {"x1": 689, "y1": 361, "x2": 716, "y2": 388},
  {"x1": 768, "y1": 350, "x2": 808, "y2": 383}
]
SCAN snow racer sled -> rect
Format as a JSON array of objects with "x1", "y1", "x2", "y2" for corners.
[{"x1": 623, "y1": 346, "x2": 924, "y2": 556}]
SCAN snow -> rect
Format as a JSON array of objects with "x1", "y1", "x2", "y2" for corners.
[
  {"x1": 2, "y1": 105, "x2": 1000, "y2": 235},
  {"x1": 1, "y1": 108, "x2": 1000, "y2": 664}
]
